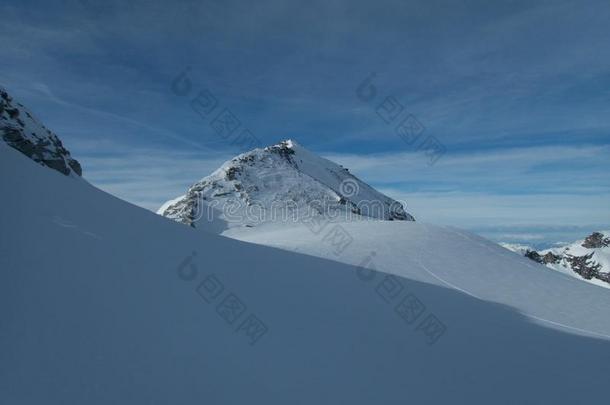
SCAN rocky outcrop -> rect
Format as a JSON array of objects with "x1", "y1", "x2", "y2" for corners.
[
  {"x1": 564, "y1": 252, "x2": 602, "y2": 280},
  {"x1": 582, "y1": 232, "x2": 610, "y2": 249},
  {"x1": 517, "y1": 231, "x2": 610, "y2": 286},
  {"x1": 1, "y1": 86, "x2": 82, "y2": 177},
  {"x1": 541, "y1": 252, "x2": 562, "y2": 265}
]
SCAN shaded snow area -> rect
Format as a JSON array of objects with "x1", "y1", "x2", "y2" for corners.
[
  {"x1": 2, "y1": 142, "x2": 610, "y2": 404},
  {"x1": 158, "y1": 140, "x2": 414, "y2": 229}
]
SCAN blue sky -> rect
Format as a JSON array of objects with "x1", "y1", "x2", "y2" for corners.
[{"x1": 2, "y1": 0, "x2": 610, "y2": 246}]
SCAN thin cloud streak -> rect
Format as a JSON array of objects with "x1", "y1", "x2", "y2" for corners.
[{"x1": 324, "y1": 144, "x2": 610, "y2": 195}]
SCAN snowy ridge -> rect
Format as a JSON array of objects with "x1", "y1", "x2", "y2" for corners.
[
  {"x1": 499, "y1": 242, "x2": 534, "y2": 256},
  {"x1": 0, "y1": 86, "x2": 81, "y2": 177},
  {"x1": 503, "y1": 231, "x2": 610, "y2": 288},
  {"x1": 540, "y1": 231, "x2": 610, "y2": 287},
  {"x1": 159, "y1": 140, "x2": 414, "y2": 229}
]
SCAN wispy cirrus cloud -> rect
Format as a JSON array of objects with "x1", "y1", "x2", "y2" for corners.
[
  {"x1": 322, "y1": 145, "x2": 610, "y2": 234},
  {"x1": 324, "y1": 144, "x2": 610, "y2": 195}
]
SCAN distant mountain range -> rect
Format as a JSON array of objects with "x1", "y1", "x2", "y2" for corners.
[{"x1": 502, "y1": 232, "x2": 610, "y2": 288}]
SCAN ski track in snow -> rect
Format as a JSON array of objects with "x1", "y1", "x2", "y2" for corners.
[
  {"x1": 411, "y1": 256, "x2": 481, "y2": 300},
  {"x1": 419, "y1": 226, "x2": 610, "y2": 340},
  {"x1": 52, "y1": 215, "x2": 102, "y2": 240}
]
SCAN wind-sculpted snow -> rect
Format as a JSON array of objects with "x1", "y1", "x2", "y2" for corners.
[
  {"x1": 2, "y1": 143, "x2": 610, "y2": 404},
  {"x1": 0, "y1": 86, "x2": 82, "y2": 176},
  {"x1": 158, "y1": 140, "x2": 414, "y2": 229}
]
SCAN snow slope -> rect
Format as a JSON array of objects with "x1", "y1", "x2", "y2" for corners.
[
  {"x1": 158, "y1": 140, "x2": 414, "y2": 229},
  {"x1": 223, "y1": 219, "x2": 610, "y2": 336},
  {"x1": 2, "y1": 143, "x2": 610, "y2": 404}
]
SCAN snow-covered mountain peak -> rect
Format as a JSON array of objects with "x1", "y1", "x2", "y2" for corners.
[
  {"x1": 159, "y1": 139, "x2": 414, "y2": 229},
  {"x1": 503, "y1": 230, "x2": 610, "y2": 288},
  {"x1": 277, "y1": 138, "x2": 297, "y2": 149},
  {"x1": 0, "y1": 86, "x2": 81, "y2": 176}
]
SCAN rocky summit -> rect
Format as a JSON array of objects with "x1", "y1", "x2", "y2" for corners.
[
  {"x1": 159, "y1": 139, "x2": 414, "y2": 229},
  {"x1": 1, "y1": 86, "x2": 81, "y2": 177}
]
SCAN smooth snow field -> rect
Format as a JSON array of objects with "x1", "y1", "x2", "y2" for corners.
[
  {"x1": 223, "y1": 220, "x2": 610, "y2": 339},
  {"x1": 2, "y1": 143, "x2": 610, "y2": 404}
]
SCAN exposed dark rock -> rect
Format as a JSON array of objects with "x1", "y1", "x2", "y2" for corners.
[
  {"x1": 226, "y1": 166, "x2": 241, "y2": 181},
  {"x1": 1, "y1": 86, "x2": 82, "y2": 177},
  {"x1": 542, "y1": 252, "x2": 562, "y2": 264},
  {"x1": 582, "y1": 232, "x2": 610, "y2": 249},
  {"x1": 592, "y1": 272, "x2": 608, "y2": 284},
  {"x1": 525, "y1": 250, "x2": 543, "y2": 263},
  {"x1": 565, "y1": 252, "x2": 602, "y2": 280},
  {"x1": 7, "y1": 108, "x2": 19, "y2": 119},
  {"x1": 68, "y1": 159, "x2": 83, "y2": 176},
  {"x1": 267, "y1": 140, "x2": 296, "y2": 162}
]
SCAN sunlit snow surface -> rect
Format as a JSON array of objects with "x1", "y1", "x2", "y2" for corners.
[{"x1": 223, "y1": 219, "x2": 610, "y2": 337}]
